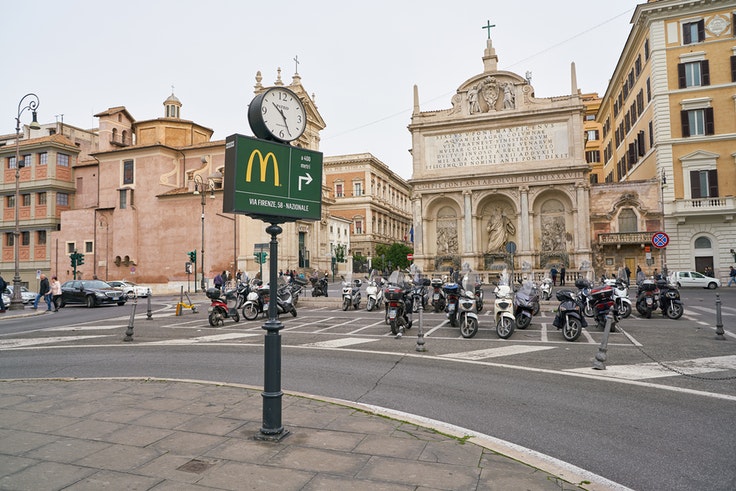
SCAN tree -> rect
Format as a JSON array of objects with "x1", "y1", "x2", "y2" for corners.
[{"x1": 374, "y1": 243, "x2": 413, "y2": 272}]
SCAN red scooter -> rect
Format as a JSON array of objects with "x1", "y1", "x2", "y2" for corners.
[{"x1": 207, "y1": 288, "x2": 240, "y2": 326}]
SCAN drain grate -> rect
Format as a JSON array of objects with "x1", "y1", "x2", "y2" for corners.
[{"x1": 177, "y1": 458, "x2": 216, "y2": 474}]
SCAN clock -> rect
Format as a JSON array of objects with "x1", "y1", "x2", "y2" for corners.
[{"x1": 248, "y1": 87, "x2": 306, "y2": 143}]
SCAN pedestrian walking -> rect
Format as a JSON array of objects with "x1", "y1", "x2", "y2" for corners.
[
  {"x1": 214, "y1": 271, "x2": 225, "y2": 290},
  {"x1": 635, "y1": 265, "x2": 645, "y2": 286},
  {"x1": 550, "y1": 266, "x2": 558, "y2": 286},
  {"x1": 728, "y1": 266, "x2": 736, "y2": 287},
  {"x1": 33, "y1": 274, "x2": 52, "y2": 311},
  {"x1": 50, "y1": 276, "x2": 62, "y2": 311}
]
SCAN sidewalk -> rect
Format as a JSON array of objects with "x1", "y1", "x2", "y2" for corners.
[{"x1": 0, "y1": 378, "x2": 624, "y2": 490}]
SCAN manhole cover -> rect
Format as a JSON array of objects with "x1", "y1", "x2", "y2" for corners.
[{"x1": 177, "y1": 459, "x2": 216, "y2": 474}]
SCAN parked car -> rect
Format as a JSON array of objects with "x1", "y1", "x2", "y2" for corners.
[
  {"x1": 59, "y1": 280, "x2": 127, "y2": 308},
  {"x1": 669, "y1": 271, "x2": 721, "y2": 289},
  {"x1": 108, "y1": 280, "x2": 152, "y2": 299},
  {"x1": 4, "y1": 285, "x2": 38, "y2": 304},
  {"x1": 2, "y1": 291, "x2": 10, "y2": 308}
]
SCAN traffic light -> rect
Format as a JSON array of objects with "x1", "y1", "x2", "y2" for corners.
[
  {"x1": 255, "y1": 252, "x2": 268, "y2": 264},
  {"x1": 70, "y1": 253, "x2": 76, "y2": 268},
  {"x1": 188, "y1": 250, "x2": 197, "y2": 263},
  {"x1": 76, "y1": 253, "x2": 84, "y2": 266}
]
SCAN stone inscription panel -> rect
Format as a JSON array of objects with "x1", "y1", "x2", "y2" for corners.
[{"x1": 424, "y1": 123, "x2": 569, "y2": 171}]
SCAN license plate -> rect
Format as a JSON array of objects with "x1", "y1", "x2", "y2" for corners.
[
  {"x1": 646, "y1": 298, "x2": 652, "y2": 306},
  {"x1": 388, "y1": 308, "x2": 397, "y2": 320},
  {"x1": 433, "y1": 293, "x2": 439, "y2": 300},
  {"x1": 448, "y1": 304, "x2": 455, "y2": 312}
]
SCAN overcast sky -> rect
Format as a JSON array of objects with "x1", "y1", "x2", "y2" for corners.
[{"x1": 2, "y1": 0, "x2": 640, "y2": 179}]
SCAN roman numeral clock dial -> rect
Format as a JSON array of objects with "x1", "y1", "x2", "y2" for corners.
[{"x1": 248, "y1": 87, "x2": 306, "y2": 144}]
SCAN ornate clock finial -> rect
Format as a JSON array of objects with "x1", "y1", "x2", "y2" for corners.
[
  {"x1": 255, "y1": 70, "x2": 263, "y2": 89},
  {"x1": 275, "y1": 67, "x2": 283, "y2": 85}
]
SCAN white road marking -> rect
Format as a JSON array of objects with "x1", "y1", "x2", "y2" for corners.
[
  {"x1": 565, "y1": 355, "x2": 736, "y2": 380},
  {"x1": 302, "y1": 337, "x2": 380, "y2": 348},
  {"x1": 314, "y1": 318, "x2": 365, "y2": 333},
  {"x1": 146, "y1": 333, "x2": 259, "y2": 345},
  {"x1": 688, "y1": 305, "x2": 734, "y2": 316},
  {"x1": 45, "y1": 325, "x2": 127, "y2": 331},
  {"x1": 348, "y1": 320, "x2": 387, "y2": 334},
  {"x1": 0, "y1": 336, "x2": 108, "y2": 349},
  {"x1": 440, "y1": 345, "x2": 556, "y2": 360}
]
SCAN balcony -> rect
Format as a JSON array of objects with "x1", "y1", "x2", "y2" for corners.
[
  {"x1": 673, "y1": 196, "x2": 735, "y2": 217},
  {"x1": 597, "y1": 232, "x2": 653, "y2": 245}
]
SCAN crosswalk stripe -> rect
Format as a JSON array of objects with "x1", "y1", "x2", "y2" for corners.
[
  {"x1": 146, "y1": 333, "x2": 260, "y2": 345},
  {"x1": 0, "y1": 336, "x2": 108, "y2": 349},
  {"x1": 439, "y1": 345, "x2": 556, "y2": 361},
  {"x1": 687, "y1": 305, "x2": 734, "y2": 316},
  {"x1": 564, "y1": 355, "x2": 736, "y2": 380},
  {"x1": 301, "y1": 337, "x2": 380, "y2": 348}
]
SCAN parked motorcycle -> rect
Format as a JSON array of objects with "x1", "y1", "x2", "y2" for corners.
[
  {"x1": 575, "y1": 278, "x2": 595, "y2": 318},
  {"x1": 289, "y1": 276, "x2": 307, "y2": 306},
  {"x1": 207, "y1": 287, "x2": 241, "y2": 326},
  {"x1": 242, "y1": 279, "x2": 265, "y2": 320},
  {"x1": 341, "y1": 276, "x2": 362, "y2": 311},
  {"x1": 540, "y1": 277, "x2": 553, "y2": 301},
  {"x1": 430, "y1": 277, "x2": 446, "y2": 313},
  {"x1": 458, "y1": 274, "x2": 480, "y2": 338},
  {"x1": 492, "y1": 281, "x2": 516, "y2": 339},
  {"x1": 551, "y1": 289, "x2": 587, "y2": 341},
  {"x1": 636, "y1": 279, "x2": 659, "y2": 319},
  {"x1": 310, "y1": 274, "x2": 329, "y2": 297},
  {"x1": 365, "y1": 273, "x2": 384, "y2": 312},
  {"x1": 656, "y1": 279, "x2": 684, "y2": 319},
  {"x1": 604, "y1": 278, "x2": 632, "y2": 319},
  {"x1": 513, "y1": 280, "x2": 540, "y2": 330},
  {"x1": 443, "y1": 280, "x2": 461, "y2": 327},
  {"x1": 590, "y1": 283, "x2": 618, "y2": 330},
  {"x1": 384, "y1": 270, "x2": 413, "y2": 336}
]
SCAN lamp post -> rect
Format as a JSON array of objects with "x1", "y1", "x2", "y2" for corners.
[
  {"x1": 99, "y1": 215, "x2": 109, "y2": 281},
  {"x1": 10, "y1": 94, "x2": 41, "y2": 310},
  {"x1": 660, "y1": 169, "x2": 667, "y2": 277},
  {"x1": 193, "y1": 174, "x2": 216, "y2": 291}
]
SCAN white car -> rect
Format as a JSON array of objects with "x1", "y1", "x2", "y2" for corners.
[
  {"x1": 669, "y1": 271, "x2": 721, "y2": 289},
  {"x1": 108, "y1": 280, "x2": 152, "y2": 298},
  {"x1": 4, "y1": 285, "x2": 38, "y2": 304}
]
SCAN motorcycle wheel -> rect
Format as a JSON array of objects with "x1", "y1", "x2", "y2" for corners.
[
  {"x1": 366, "y1": 298, "x2": 375, "y2": 312},
  {"x1": 516, "y1": 314, "x2": 531, "y2": 330},
  {"x1": 584, "y1": 303, "x2": 595, "y2": 318},
  {"x1": 291, "y1": 306, "x2": 298, "y2": 317},
  {"x1": 636, "y1": 300, "x2": 647, "y2": 316},
  {"x1": 231, "y1": 310, "x2": 240, "y2": 323},
  {"x1": 208, "y1": 310, "x2": 224, "y2": 327},
  {"x1": 532, "y1": 303, "x2": 540, "y2": 316},
  {"x1": 618, "y1": 302, "x2": 632, "y2": 319},
  {"x1": 496, "y1": 317, "x2": 515, "y2": 339},
  {"x1": 390, "y1": 319, "x2": 399, "y2": 335},
  {"x1": 562, "y1": 317, "x2": 582, "y2": 342},
  {"x1": 449, "y1": 312, "x2": 458, "y2": 327},
  {"x1": 342, "y1": 299, "x2": 350, "y2": 311},
  {"x1": 354, "y1": 300, "x2": 360, "y2": 310},
  {"x1": 666, "y1": 302, "x2": 684, "y2": 320},
  {"x1": 312, "y1": 290, "x2": 317, "y2": 297},
  {"x1": 243, "y1": 304, "x2": 259, "y2": 321},
  {"x1": 460, "y1": 316, "x2": 478, "y2": 338},
  {"x1": 477, "y1": 301, "x2": 483, "y2": 313}
]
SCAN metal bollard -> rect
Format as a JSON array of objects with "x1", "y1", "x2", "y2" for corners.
[
  {"x1": 592, "y1": 309, "x2": 615, "y2": 370},
  {"x1": 146, "y1": 294, "x2": 153, "y2": 320},
  {"x1": 124, "y1": 301, "x2": 137, "y2": 342},
  {"x1": 715, "y1": 294, "x2": 725, "y2": 340},
  {"x1": 415, "y1": 295, "x2": 426, "y2": 352}
]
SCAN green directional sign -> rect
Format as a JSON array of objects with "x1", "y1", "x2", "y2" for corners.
[{"x1": 223, "y1": 134, "x2": 323, "y2": 221}]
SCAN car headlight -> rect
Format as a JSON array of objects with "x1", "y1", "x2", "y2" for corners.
[{"x1": 95, "y1": 292, "x2": 106, "y2": 297}]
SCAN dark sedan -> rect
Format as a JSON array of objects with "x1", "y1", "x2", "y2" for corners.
[{"x1": 60, "y1": 280, "x2": 127, "y2": 308}]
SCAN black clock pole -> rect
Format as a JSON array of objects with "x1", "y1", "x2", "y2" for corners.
[{"x1": 256, "y1": 221, "x2": 289, "y2": 441}]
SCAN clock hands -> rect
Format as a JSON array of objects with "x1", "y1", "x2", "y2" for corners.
[{"x1": 271, "y1": 102, "x2": 292, "y2": 137}]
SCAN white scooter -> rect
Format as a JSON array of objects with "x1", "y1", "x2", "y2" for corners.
[
  {"x1": 540, "y1": 277, "x2": 553, "y2": 301},
  {"x1": 365, "y1": 274, "x2": 384, "y2": 312},
  {"x1": 458, "y1": 274, "x2": 480, "y2": 338},
  {"x1": 604, "y1": 278, "x2": 632, "y2": 318},
  {"x1": 492, "y1": 283, "x2": 516, "y2": 339}
]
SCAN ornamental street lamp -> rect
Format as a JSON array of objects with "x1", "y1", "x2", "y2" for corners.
[
  {"x1": 193, "y1": 174, "x2": 216, "y2": 291},
  {"x1": 10, "y1": 94, "x2": 41, "y2": 310},
  {"x1": 660, "y1": 169, "x2": 667, "y2": 277}
]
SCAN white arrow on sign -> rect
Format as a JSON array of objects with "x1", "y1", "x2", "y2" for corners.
[{"x1": 298, "y1": 173, "x2": 313, "y2": 191}]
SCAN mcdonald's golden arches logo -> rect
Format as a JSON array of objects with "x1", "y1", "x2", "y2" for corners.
[{"x1": 245, "y1": 149, "x2": 280, "y2": 186}]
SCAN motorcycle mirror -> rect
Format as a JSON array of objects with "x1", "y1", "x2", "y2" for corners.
[{"x1": 421, "y1": 278, "x2": 431, "y2": 286}]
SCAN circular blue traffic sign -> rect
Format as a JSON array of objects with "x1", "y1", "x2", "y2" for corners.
[{"x1": 652, "y1": 232, "x2": 669, "y2": 249}]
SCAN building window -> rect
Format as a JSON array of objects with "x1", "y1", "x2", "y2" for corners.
[
  {"x1": 123, "y1": 159, "x2": 134, "y2": 184},
  {"x1": 353, "y1": 181, "x2": 363, "y2": 196},
  {"x1": 335, "y1": 183, "x2": 343, "y2": 198},
  {"x1": 694, "y1": 236, "x2": 711, "y2": 249},
  {"x1": 6, "y1": 195, "x2": 15, "y2": 208},
  {"x1": 120, "y1": 189, "x2": 127, "y2": 209},
  {"x1": 37, "y1": 230, "x2": 46, "y2": 245},
  {"x1": 690, "y1": 170, "x2": 718, "y2": 199},
  {"x1": 646, "y1": 78, "x2": 651, "y2": 102},
  {"x1": 66, "y1": 242, "x2": 76, "y2": 254},
  {"x1": 731, "y1": 55, "x2": 736, "y2": 82},
  {"x1": 5, "y1": 232, "x2": 13, "y2": 247},
  {"x1": 682, "y1": 20, "x2": 704, "y2": 45},
  {"x1": 57, "y1": 193, "x2": 69, "y2": 206},
  {"x1": 678, "y1": 61, "x2": 709, "y2": 88},
  {"x1": 585, "y1": 150, "x2": 600, "y2": 163},
  {"x1": 22, "y1": 194, "x2": 31, "y2": 206},
  {"x1": 649, "y1": 121, "x2": 654, "y2": 147},
  {"x1": 644, "y1": 38, "x2": 650, "y2": 60},
  {"x1": 618, "y1": 208, "x2": 638, "y2": 233},
  {"x1": 57, "y1": 153, "x2": 70, "y2": 167},
  {"x1": 7, "y1": 156, "x2": 17, "y2": 169},
  {"x1": 681, "y1": 108, "x2": 714, "y2": 137},
  {"x1": 22, "y1": 154, "x2": 32, "y2": 167},
  {"x1": 21, "y1": 231, "x2": 30, "y2": 246},
  {"x1": 39, "y1": 152, "x2": 48, "y2": 165},
  {"x1": 354, "y1": 219, "x2": 363, "y2": 234},
  {"x1": 586, "y1": 129, "x2": 599, "y2": 141},
  {"x1": 85, "y1": 241, "x2": 94, "y2": 253},
  {"x1": 38, "y1": 192, "x2": 46, "y2": 205}
]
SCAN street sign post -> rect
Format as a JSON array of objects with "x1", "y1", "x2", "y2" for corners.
[
  {"x1": 223, "y1": 134, "x2": 323, "y2": 222},
  {"x1": 407, "y1": 253, "x2": 414, "y2": 261}
]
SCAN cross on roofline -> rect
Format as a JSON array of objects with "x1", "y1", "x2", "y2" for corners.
[{"x1": 482, "y1": 20, "x2": 495, "y2": 39}]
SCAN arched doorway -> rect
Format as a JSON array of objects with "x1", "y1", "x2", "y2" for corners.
[{"x1": 693, "y1": 235, "x2": 714, "y2": 274}]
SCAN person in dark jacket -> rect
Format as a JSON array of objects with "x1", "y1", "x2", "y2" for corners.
[{"x1": 33, "y1": 274, "x2": 52, "y2": 311}]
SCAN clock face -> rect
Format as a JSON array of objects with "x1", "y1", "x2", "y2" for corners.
[{"x1": 250, "y1": 87, "x2": 306, "y2": 143}]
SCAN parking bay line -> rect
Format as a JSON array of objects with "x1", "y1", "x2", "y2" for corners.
[
  {"x1": 564, "y1": 355, "x2": 736, "y2": 380},
  {"x1": 0, "y1": 336, "x2": 109, "y2": 349},
  {"x1": 146, "y1": 333, "x2": 260, "y2": 345},
  {"x1": 439, "y1": 345, "x2": 556, "y2": 361},
  {"x1": 301, "y1": 337, "x2": 380, "y2": 348}
]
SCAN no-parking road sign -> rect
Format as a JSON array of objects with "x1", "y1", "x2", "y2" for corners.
[{"x1": 652, "y1": 232, "x2": 669, "y2": 249}]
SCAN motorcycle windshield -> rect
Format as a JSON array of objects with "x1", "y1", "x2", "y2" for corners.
[{"x1": 387, "y1": 270, "x2": 410, "y2": 288}]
